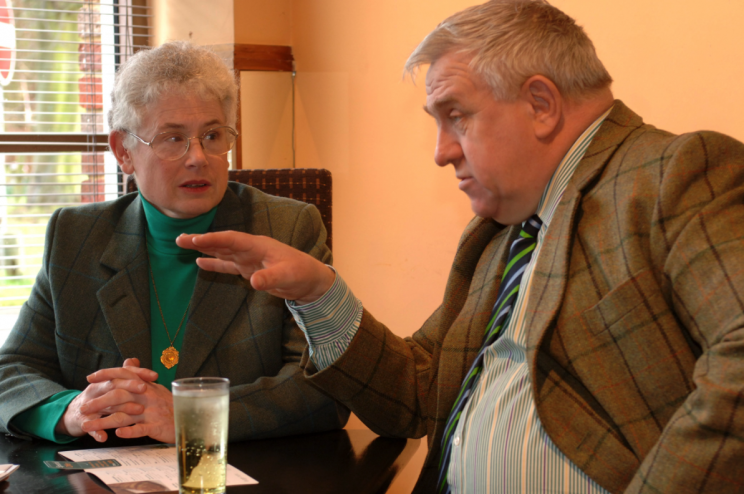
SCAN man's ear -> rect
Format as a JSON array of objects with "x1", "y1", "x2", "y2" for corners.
[
  {"x1": 519, "y1": 75, "x2": 563, "y2": 140},
  {"x1": 109, "y1": 131, "x2": 135, "y2": 175}
]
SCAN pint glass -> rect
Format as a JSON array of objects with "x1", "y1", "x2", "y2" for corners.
[{"x1": 172, "y1": 377, "x2": 230, "y2": 494}]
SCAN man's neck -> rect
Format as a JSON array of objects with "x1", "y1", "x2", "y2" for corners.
[
  {"x1": 562, "y1": 89, "x2": 615, "y2": 146},
  {"x1": 541, "y1": 88, "x2": 615, "y2": 180}
]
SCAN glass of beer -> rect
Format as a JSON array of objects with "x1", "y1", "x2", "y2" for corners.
[{"x1": 172, "y1": 377, "x2": 230, "y2": 494}]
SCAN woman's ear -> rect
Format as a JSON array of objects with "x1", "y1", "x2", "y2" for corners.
[
  {"x1": 109, "y1": 131, "x2": 135, "y2": 175},
  {"x1": 519, "y1": 75, "x2": 563, "y2": 141}
]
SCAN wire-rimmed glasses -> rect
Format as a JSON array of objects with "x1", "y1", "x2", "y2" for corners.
[{"x1": 126, "y1": 126, "x2": 239, "y2": 161}]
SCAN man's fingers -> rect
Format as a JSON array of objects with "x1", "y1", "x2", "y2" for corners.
[
  {"x1": 250, "y1": 266, "x2": 288, "y2": 292},
  {"x1": 195, "y1": 257, "x2": 242, "y2": 276},
  {"x1": 179, "y1": 231, "x2": 250, "y2": 250},
  {"x1": 123, "y1": 358, "x2": 140, "y2": 367}
]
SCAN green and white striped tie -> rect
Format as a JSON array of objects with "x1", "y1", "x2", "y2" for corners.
[{"x1": 437, "y1": 214, "x2": 543, "y2": 493}]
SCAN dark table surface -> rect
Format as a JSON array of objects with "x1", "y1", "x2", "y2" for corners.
[{"x1": 0, "y1": 429, "x2": 421, "y2": 494}]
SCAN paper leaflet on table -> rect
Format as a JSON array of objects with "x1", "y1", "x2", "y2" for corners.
[{"x1": 59, "y1": 443, "x2": 256, "y2": 491}]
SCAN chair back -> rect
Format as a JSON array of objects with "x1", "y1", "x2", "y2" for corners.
[{"x1": 125, "y1": 168, "x2": 333, "y2": 249}]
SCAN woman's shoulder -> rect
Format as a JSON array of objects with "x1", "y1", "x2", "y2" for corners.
[
  {"x1": 221, "y1": 182, "x2": 324, "y2": 244},
  {"x1": 50, "y1": 193, "x2": 141, "y2": 236}
]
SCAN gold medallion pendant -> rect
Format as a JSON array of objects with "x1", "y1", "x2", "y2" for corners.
[
  {"x1": 161, "y1": 346, "x2": 180, "y2": 369},
  {"x1": 147, "y1": 245, "x2": 190, "y2": 372}
]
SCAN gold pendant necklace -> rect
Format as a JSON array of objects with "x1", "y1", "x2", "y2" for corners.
[{"x1": 147, "y1": 249, "x2": 189, "y2": 370}]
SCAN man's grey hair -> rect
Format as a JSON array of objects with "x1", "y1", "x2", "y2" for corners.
[
  {"x1": 108, "y1": 41, "x2": 238, "y2": 147},
  {"x1": 405, "y1": 0, "x2": 612, "y2": 101}
]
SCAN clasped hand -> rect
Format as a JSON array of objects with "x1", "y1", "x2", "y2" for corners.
[{"x1": 56, "y1": 358, "x2": 175, "y2": 443}]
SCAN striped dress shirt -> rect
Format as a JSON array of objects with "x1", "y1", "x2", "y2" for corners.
[{"x1": 288, "y1": 107, "x2": 612, "y2": 493}]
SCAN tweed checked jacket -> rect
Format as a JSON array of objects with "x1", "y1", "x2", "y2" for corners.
[
  {"x1": 305, "y1": 101, "x2": 744, "y2": 493},
  {"x1": 0, "y1": 182, "x2": 349, "y2": 441}
]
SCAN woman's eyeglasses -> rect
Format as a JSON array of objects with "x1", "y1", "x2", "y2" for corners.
[{"x1": 126, "y1": 126, "x2": 239, "y2": 161}]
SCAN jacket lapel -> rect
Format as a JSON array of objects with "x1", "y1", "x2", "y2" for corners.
[
  {"x1": 176, "y1": 188, "x2": 250, "y2": 379},
  {"x1": 96, "y1": 195, "x2": 153, "y2": 367},
  {"x1": 525, "y1": 101, "x2": 646, "y2": 357}
]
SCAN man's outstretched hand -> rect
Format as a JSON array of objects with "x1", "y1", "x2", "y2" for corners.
[{"x1": 176, "y1": 232, "x2": 335, "y2": 305}]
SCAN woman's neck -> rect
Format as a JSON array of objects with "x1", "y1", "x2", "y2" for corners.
[{"x1": 140, "y1": 193, "x2": 217, "y2": 255}]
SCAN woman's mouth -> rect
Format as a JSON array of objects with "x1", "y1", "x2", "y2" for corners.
[{"x1": 180, "y1": 181, "x2": 211, "y2": 191}]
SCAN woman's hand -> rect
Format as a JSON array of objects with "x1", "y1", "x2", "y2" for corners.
[
  {"x1": 55, "y1": 358, "x2": 158, "y2": 442},
  {"x1": 78, "y1": 358, "x2": 175, "y2": 443}
]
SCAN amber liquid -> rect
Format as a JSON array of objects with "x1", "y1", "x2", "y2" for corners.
[{"x1": 174, "y1": 392, "x2": 229, "y2": 494}]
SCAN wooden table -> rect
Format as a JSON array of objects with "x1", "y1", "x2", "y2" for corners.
[{"x1": 0, "y1": 429, "x2": 422, "y2": 493}]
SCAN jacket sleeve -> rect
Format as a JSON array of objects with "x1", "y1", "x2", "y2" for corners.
[
  {"x1": 0, "y1": 209, "x2": 70, "y2": 438},
  {"x1": 225, "y1": 202, "x2": 351, "y2": 441},
  {"x1": 626, "y1": 131, "x2": 744, "y2": 493},
  {"x1": 302, "y1": 217, "x2": 501, "y2": 441}
]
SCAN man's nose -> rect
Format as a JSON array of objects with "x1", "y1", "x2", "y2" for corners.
[{"x1": 433, "y1": 129, "x2": 463, "y2": 167}]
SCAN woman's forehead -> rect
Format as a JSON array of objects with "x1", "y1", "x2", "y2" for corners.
[{"x1": 138, "y1": 92, "x2": 225, "y2": 134}]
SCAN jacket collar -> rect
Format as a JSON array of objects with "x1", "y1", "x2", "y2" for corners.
[
  {"x1": 96, "y1": 186, "x2": 250, "y2": 375},
  {"x1": 524, "y1": 100, "x2": 645, "y2": 352}
]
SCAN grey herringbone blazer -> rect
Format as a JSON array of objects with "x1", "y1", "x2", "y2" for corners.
[
  {"x1": 0, "y1": 182, "x2": 349, "y2": 440},
  {"x1": 305, "y1": 101, "x2": 744, "y2": 493}
]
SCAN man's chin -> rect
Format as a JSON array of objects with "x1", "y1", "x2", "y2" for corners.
[{"x1": 469, "y1": 200, "x2": 503, "y2": 224}]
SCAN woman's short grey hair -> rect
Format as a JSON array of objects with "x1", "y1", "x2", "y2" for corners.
[
  {"x1": 108, "y1": 41, "x2": 238, "y2": 146},
  {"x1": 405, "y1": 0, "x2": 612, "y2": 101}
]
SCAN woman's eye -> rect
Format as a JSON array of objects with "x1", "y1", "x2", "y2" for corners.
[{"x1": 163, "y1": 134, "x2": 185, "y2": 143}]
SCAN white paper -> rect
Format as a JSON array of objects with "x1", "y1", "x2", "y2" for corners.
[{"x1": 60, "y1": 443, "x2": 256, "y2": 492}]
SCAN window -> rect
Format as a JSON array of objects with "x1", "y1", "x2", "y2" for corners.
[{"x1": 0, "y1": 0, "x2": 149, "y2": 338}]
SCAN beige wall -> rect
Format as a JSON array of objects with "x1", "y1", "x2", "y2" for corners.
[
  {"x1": 554, "y1": 0, "x2": 744, "y2": 141},
  {"x1": 236, "y1": 0, "x2": 743, "y2": 340},
  {"x1": 234, "y1": 0, "x2": 292, "y2": 46},
  {"x1": 288, "y1": 1, "x2": 478, "y2": 336},
  {"x1": 152, "y1": 0, "x2": 234, "y2": 46},
  {"x1": 239, "y1": 72, "x2": 294, "y2": 170}
]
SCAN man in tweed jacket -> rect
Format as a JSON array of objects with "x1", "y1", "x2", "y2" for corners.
[{"x1": 181, "y1": 1, "x2": 744, "y2": 492}]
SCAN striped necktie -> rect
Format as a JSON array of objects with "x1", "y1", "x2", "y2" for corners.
[{"x1": 437, "y1": 214, "x2": 543, "y2": 493}]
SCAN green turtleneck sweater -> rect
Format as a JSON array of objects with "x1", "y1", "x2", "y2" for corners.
[
  {"x1": 142, "y1": 194, "x2": 217, "y2": 387},
  {"x1": 10, "y1": 194, "x2": 217, "y2": 443}
]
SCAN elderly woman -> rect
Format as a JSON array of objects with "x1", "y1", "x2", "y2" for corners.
[{"x1": 0, "y1": 41, "x2": 347, "y2": 444}]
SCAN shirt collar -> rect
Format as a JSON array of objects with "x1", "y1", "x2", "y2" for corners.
[{"x1": 533, "y1": 105, "x2": 613, "y2": 230}]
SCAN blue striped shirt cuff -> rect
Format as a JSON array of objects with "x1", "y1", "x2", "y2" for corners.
[{"x1": 286, "y1": 267, "x2": 363, "y2": 370}]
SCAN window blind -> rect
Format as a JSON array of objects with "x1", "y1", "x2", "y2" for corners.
[{"x1": 0, "y1": 0, "x2": 150, "y2": 334}]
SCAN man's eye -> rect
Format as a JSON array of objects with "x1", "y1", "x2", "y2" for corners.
[{"x1": 449, "y1": 111, "x2": 463, "y2": 122}]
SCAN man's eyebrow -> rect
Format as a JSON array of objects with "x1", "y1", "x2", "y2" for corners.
[{"x1": 423, "y1": 96, "x2": 456, "y2": 116}]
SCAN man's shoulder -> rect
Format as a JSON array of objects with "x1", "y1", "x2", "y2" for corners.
[{"x1": 601, "y1": 102, "x2": 744, "y2": 166}]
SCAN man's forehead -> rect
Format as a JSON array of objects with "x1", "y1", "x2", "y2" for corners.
[{"x1": 425, "y1": 52, "x2": 478, "y2": 94}]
